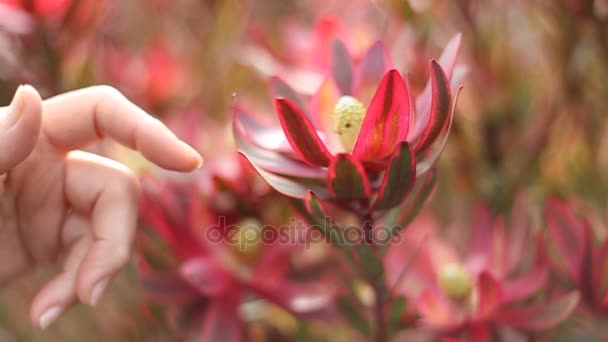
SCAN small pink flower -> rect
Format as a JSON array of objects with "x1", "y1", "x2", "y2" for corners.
[{"x1": 387, "y1": 195, "x2": 579, "y2": 339}]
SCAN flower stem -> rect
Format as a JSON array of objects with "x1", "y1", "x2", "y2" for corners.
[{"x1": 361, "y1": 213, "x2": 387, "y2": 342}]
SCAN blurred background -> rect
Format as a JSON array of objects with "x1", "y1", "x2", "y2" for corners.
[{"x1": 0, "y1": 0, "x2": 607, "y2": 340}]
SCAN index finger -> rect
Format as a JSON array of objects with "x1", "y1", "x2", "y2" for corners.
[{"x1": 42, "y1": 85, "x2": 203, "y2": 172}]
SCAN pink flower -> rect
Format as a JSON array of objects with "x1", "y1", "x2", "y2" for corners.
[
  {"x1": 235, "y1": 33, "x2": 462, "y2": 214},
  {"x1": 138, "y1": 177, "x2": 332, "y2": 341},
  {"x1": 386, "y1": 196, "x2": 579, "y2": 340},
  {"x1": 546, "y1": 198, "x2": 608, "y2": 315}
]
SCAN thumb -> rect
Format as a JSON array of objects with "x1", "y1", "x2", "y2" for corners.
[{"x1": 0, "y1": 85, "x2": 42, "y2": 173}]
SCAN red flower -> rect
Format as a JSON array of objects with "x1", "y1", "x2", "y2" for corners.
[
  {"x1": 546, "y1": 198, "x2": 608, "y2": 315},
  {"x1": 138, "y1": 177, "x2": 332, "y2": 341},
  {"x1": 386, "y1": 196, "x2": 579, "y2": 340},
  {"x1": 235, "y1": 34, "x2": 462, "y2": 214}
]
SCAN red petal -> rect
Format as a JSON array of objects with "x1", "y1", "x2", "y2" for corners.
[
  {"x1": 497, "y1": 292, "x2": 580, "y2": 331},
  {"x1": 414, "y1": 60, "x2": 452, "y2": 153},
  {"x1": 328, "y1": 153, "x2": 372, "y2": 198},
  {"x1": 276, "y1": 98, "x2": 333, "y2": 167},
  {"x1": 352, "y1": 70, "x2": 411, "y2": 161},
  {"x1": 545, "y1": 198, "x2": 586, "y2": 281},
  {"x1": 372, "y1": 142, "x2": 416, "y2": 211},
  {"x1": 238, "y1": 152, "x2": 330, "y2": 199},
  {"x1": 331, "y1": 39, "x2": 354, "y2": 95},
  {"x1": 416, "y1": 288, "x2": 459, "y2": 329},
  {"x1": 411, "y1": 34, "x2": 462, "y2": 141},
  {"x1": 473, "y1": 272, "x2": 503, "y2": 322}
]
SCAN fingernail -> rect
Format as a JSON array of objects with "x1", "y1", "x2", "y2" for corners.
[
  {"x1": 4, "y1": 85, "x2": 24, "y2": 128},
  {"x1": 39, "y1": 305, "x2": 62, "y2": 330},
  {"x1": 90, "y1": 278, "x2": 109, "y2": 306},
  {"x1": 181, "y1": 141, "x2": 203, "y2": 169}
]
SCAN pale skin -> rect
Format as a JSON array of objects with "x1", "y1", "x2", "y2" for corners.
[{"x1": 0, "y1": 85, "x2": 203, "y2": 330}]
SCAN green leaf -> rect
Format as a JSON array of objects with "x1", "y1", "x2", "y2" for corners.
[
  {"x1": 328, "y1": 153, "x2": 372, "y2": 199},
  {"x1": 372, "y1": 142, "x2": 416, "y2": 211},
  {"x1": 337, "y1": 298, "x2": 372, "y2": 336}
]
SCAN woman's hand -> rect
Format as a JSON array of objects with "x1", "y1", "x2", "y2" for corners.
[{"x1": 0, "y1": 85, "x2": 202, "y2": 330}]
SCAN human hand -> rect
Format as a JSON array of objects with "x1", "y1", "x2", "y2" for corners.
[{"x1": 0, "y1": 85, "x2": 202, "y2": 330}]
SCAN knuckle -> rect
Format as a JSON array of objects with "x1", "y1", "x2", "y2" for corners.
[{"x1": 91, "y1": 85, "x2": 124, "y2": 100}]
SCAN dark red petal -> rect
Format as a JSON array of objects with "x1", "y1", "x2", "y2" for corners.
[
  {"x1": 331, "y1": 39, "x2": 354, "y2": 95},
  {"x1": 473, "y1": 272, "x2": 503, "y2": 322},
  {"x1": 372, "y1": 142, "x2": 416, "y2": 211},
  {"x1": 395, "y1": 168, "x2": 437, "y2": 228},
  {"x1": 275, "y1": 98, "x2": 333, "y2": 167},
  {"x1": 545, "y1": 198, "x2": 585, "y2": 281},
  {"x1": 411, "y1": 34, "x2": 462, "y2": 141},
  {"x1": 238, "y1": 152, "x2": 331, "y2": 199},
  {"x1": 352, "y1": 70, "x2": 411, "y2": 161},
  {"x1": 328, "y1": 153, "x2": 372, "y2": 198},
  {"x1": 497, "y1": 292, "x2": 580, "y2": 331},
  {"x1": 414, "y1": 60, "x2": 452, "y2": 153},
  {"x1": 415, "y1": 86, "x2": 461, "y2": 176}
]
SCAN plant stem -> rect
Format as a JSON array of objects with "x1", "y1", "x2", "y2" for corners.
[{"x1": 362, "y1": 213, "x2": 387, "y2": 342}]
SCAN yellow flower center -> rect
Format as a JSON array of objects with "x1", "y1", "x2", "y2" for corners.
[
  {"x1": 333, "y1": 96, "x2": 365, "y2": 152},
  {"x1": 438, "y1": 263, "x2": 474, "y2": 301},
  {"x1": 231, "y1": 218, "x2": 263, "y2": 262}
]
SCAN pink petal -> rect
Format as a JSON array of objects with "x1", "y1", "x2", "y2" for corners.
[
  {"x1": 355, "y1": 40, "x2": 394, "y2": 102},
  {"x1": 328, "y1": 153, "x2": 372, "y2": 198},
  {"x1": 310, "y1": 79, "x2": 342, "y2": 152},
  {"x1": 505, "y1": 192, "x2": 532, "y2": 275},
  {"x1": 473, "y1": 272, "x2": 503, "y2": 322},
  {"x1": 270, "y1": 76, "x2": 310, "y2": 118},
  {"x1": 502, "y1": 265, "x2": 548, "y2": 303},
  {"x1": 497, "y1": 292, "x2": 580, "y2": 331},
  {"x1": 466, "y1": 205, "x2": 495, "y2": 275},
  {"x1": 331, "y1": 39, "x2": 354, "y2": 95},
  {"x1": 411, "y1": 34, "x2": 462, "y2": 141},
  {"x1": 276, "y1": 98, "x2": 334, "y2": 167},
  {"x1": 417, "y1": 288, "x2": 460, "y2": 329},
  {"x1": 352, "y1": 69, "x2": 411, "y2": 161},
  {"x1": 233, "y1": 105, "x2": 292, "y2": 153},
  {"x1": 545, "y1": 198, "x2": 586, "y2": 281},
  {"x1": 238, "y1": 152, "x2": 331, "y2": 199},
  {"x1": 234, "y1": 116, "x2": 327, "y2": 179},
  {"x1": 180, "y1": 257, "x2": 233, "y2": 296}
]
